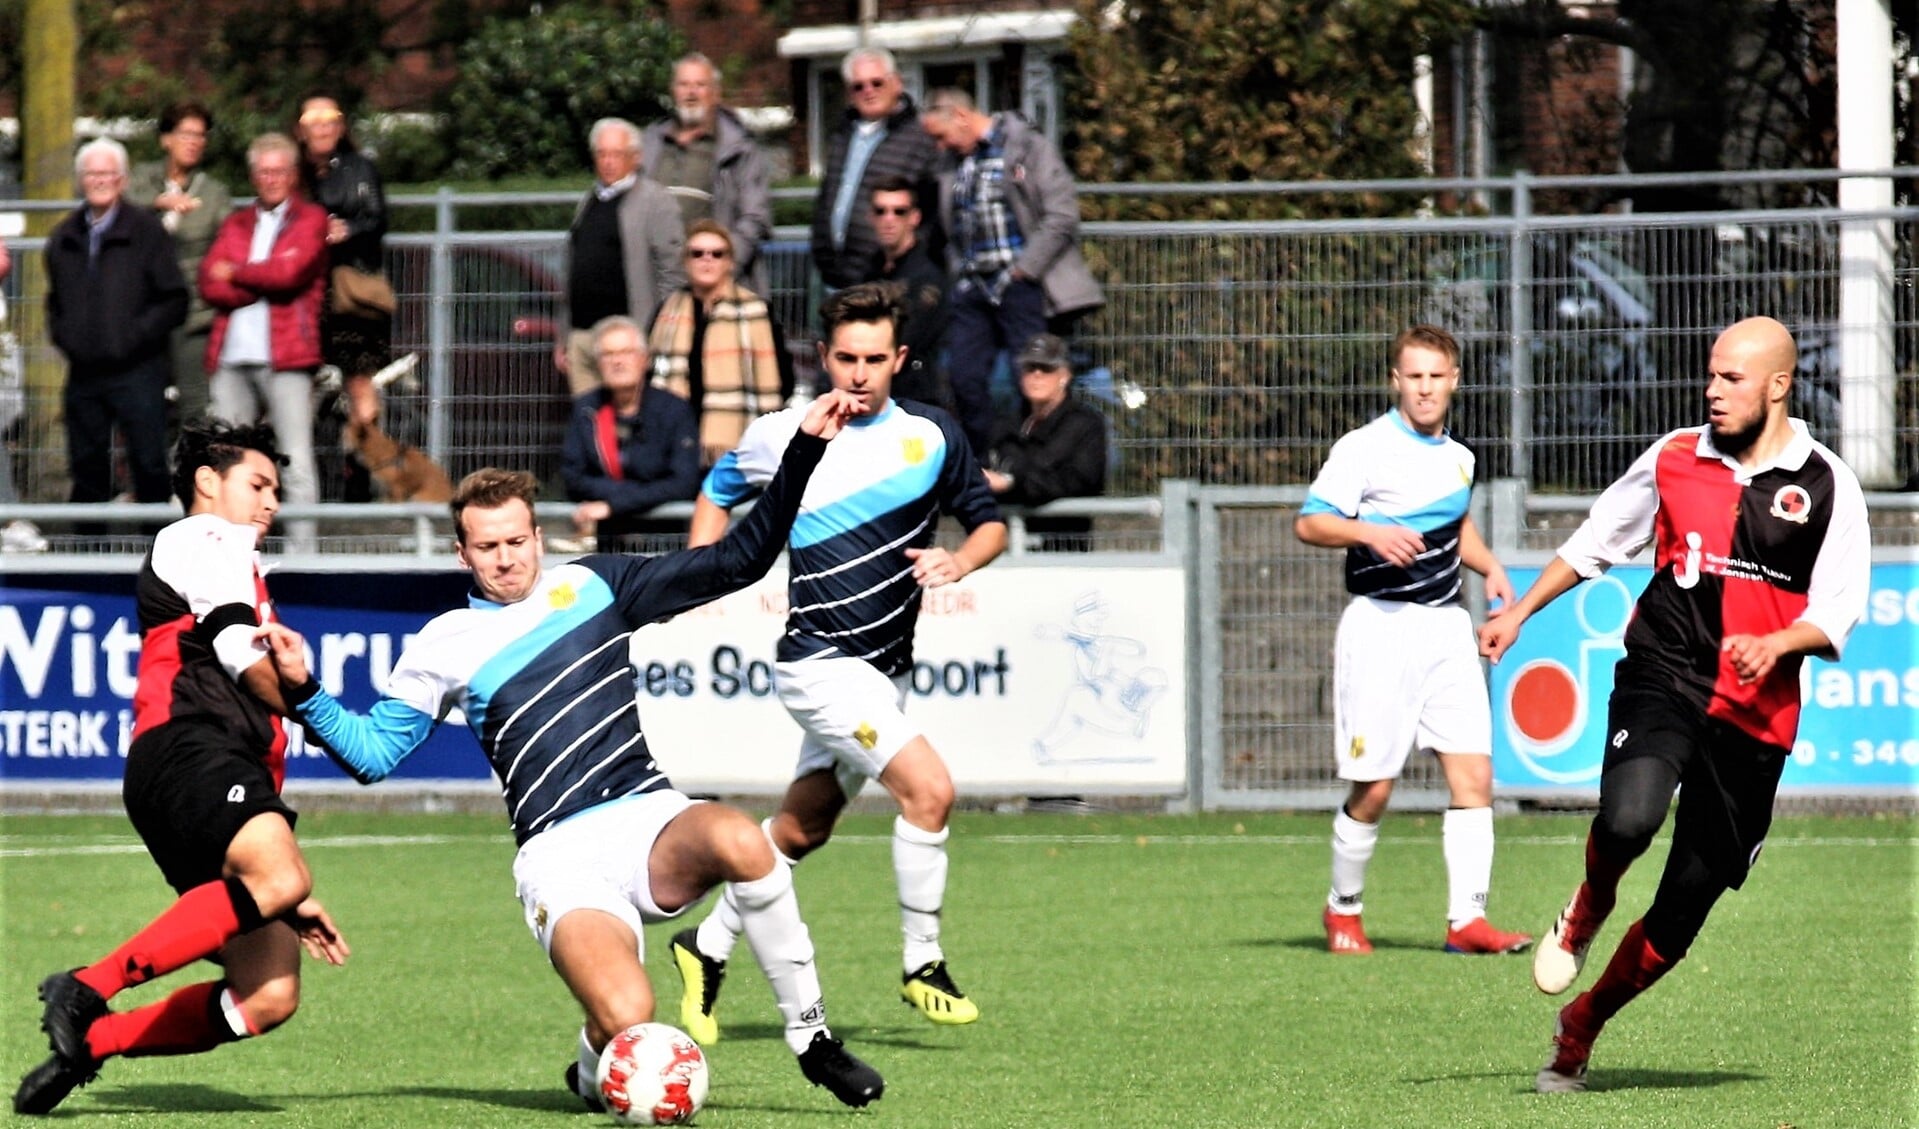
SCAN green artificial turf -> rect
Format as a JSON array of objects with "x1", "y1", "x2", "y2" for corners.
[{"x1": 3, "y1": 810, "x2": 1913, "y2": 1128}]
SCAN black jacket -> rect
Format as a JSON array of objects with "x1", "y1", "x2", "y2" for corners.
[
  {"x1": 560, "y1": 387, "x2": 701, "y2": 538},
  {"x1": 45, "y1": 203, "x2": 188, "y2": 376},
  {"x1": 809, "y1": 96, "x2": 942, "y2": 289},
  {"x1": 306, "y1": 148, "x2": 386, "y2": 272},
  {"x1": 987, "y1": 398, "x2": 1108, "y2": 507},
  {"x1": 875, "y1": 240, "x2": 950, "y2": 410}
]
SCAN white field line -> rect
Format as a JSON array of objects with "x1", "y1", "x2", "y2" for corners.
[{"x1": 1, "y1": 831, "x2": 1913, "y2": 859}]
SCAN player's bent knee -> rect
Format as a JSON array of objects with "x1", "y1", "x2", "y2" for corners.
[
  {"x1": 712, "y1": 815, "x2": 777, "y2": 880},
  {"x1": 238, "y1": 977, "x2": 301, "y2": 1034}
]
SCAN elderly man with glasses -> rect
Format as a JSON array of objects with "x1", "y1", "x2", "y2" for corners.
[
  {"x1": 45, "y1": 137, "x2": 189, "y2": 510},
  {"x1": 807, "y1": 46, "x2": 942, "y2": 291}
]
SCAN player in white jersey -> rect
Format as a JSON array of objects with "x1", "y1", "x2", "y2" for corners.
[
  {"x1": 1295, "y1": 324, "x2": 1533, "y2": 956},
  {"x1": 670, "y1": 283, "x2": 1007, "y2": 1042}
]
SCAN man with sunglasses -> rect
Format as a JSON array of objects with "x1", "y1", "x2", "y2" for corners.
[
  {"x1": 864, "y1": 176, "x2": 950, "y2": 410},
  {"x1": 808, "y1": 47, "x2": 942, "y2": 291}
]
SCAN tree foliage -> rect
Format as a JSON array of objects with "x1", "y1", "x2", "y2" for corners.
[
  {"x1": 445, "y1": 2, "x2": 685, "y2": 180},
  {"x1": 1065, "y1": 0, "x2": 1471, "y2": 221}
]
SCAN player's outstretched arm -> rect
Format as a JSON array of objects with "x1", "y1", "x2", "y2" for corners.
[
  {"x1": 1477, "y1": 556, "x2": 1584, "y2": 663},
  {"x1": 259, "y1": 624, "x2": 437, "y2": 785}
]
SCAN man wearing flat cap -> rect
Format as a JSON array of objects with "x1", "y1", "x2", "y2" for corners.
[{"x1": 983, "y1": 334, "x2": 1107, "y2": 549}]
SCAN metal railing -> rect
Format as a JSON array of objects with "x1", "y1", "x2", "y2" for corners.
[{"x1": 4, "y1": 170, "x2": 1915, "y2": 510}]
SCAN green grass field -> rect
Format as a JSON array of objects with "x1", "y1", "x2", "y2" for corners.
[{"x1": 4, "y1": 809, "x2": 1913, "y2": 1128}]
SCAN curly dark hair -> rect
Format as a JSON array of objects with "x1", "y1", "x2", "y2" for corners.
[{"x1": 170, "y1": 417, "x2": 287, "y2": 512}]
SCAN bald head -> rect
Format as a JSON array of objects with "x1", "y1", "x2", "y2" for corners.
[
  {"x1": 1706, "y1": 316, "x2": 1797, "y2": 459},
  {"x1": 1712, "y1": 316, "x2": 1797, "y2": 377}
]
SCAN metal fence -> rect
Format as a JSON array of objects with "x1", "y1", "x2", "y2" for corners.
[{"x1": 3, "y1": 173, "x2": 1915, "y2": 525}]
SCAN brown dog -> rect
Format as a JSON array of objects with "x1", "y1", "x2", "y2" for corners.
[{"x1": 344, "y1": 417, "x2": 454, "y2": 503}]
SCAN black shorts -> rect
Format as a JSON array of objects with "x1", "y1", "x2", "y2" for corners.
[
  {"x1": 1606, "y1": 664, "x2": 1787, "y2": 889},
  {"x1": 123, "y1": 724, "x2": 298, "y2": 894}
]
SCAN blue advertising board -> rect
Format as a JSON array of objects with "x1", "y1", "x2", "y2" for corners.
[
  {"x1": 0, "y1": 571, "x2": 486, "y2": 783},
  {"x1": 1491, "y1": 562, "x2": 1919, "y2": 792}
]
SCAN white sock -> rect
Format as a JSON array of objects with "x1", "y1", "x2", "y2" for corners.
[
  {"x1": 697, "y1": 818, "x2": 794, "y2": 964},
  {"x1": 1443, "y1": 806, "x2": 1495, "y2": 927},
  {"x1": 1328, "y1": 808, "x2": 1378, "y2": 915},
  {"x1": 731, "y1": 861, "x2": 828, "y2": 1055},
  {"x1": 893, "y1": 815, "x2": 949, "y2": 972},
  {"x1": 575, "y1": 1027, "x2": 601, "y2": 1098}
]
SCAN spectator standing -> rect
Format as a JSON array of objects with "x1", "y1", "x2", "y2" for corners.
[
  {"x1": 1294, "y1": 324, "x2": 1533, "y2": 958},
  {"x1": 561, "y1": 315, "x2": 700, "y2": 545},
  {"x1": 201, "y1": 133, "x2": 329, "y2": 549},
  {"x1": 128, "y1": 102, "x2": 232, "y2": 428},
  {"x1": 983, "y1": 333, "x2": 1106, "y2": 550},
  {"x1": 297, "y1": 95, "x2": 391, "y2": 500},
  {"x1": 921, "y1": 88, "x2": 1104, "y2": 460},
  {"x1": 1478, "y1": 317, "x2": 1870, "y2": 1094},
  {"x1": 864, "y1": 176, "x2": 950, "y2": 410},
  {"x1": 0, "y1": 242, "x2": 48, "y2": 552},
  {"x1": 45, "y1": 138, "x2": 187, "y2": 509},
  {"x1": 641, "y1": 53, "x2": 773, "y2": 294},
  {"x1": 559, "y1": 118, "x2": 686, "y2": 397},
  {"x1": 647, "y1": 220, "x2": 791, "y2": 465},
  {"x1": 808, "y1": 47, "x2": 941, "y2": 291}
]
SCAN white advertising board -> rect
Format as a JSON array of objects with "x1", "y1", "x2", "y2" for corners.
[{"x1": 631, "y1": 567, "x2": 1188, "y2": 793}]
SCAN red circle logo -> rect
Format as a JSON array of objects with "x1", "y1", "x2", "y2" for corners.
[{"x1": 1510, "y1": 661, "x2": 1579, "y2": 744}]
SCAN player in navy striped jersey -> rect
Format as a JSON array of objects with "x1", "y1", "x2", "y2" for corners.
[
  {"x1": 17, "y1": 420, "x2": 349, "y2": 1117},
  {"x1": 258, "y1": 391, "x2": 887, "y2": 1111},
  {"x1": 1296, "y1": 324, "x2": 1533, "y2": 957},
  {"x1": 670, "y1": 283, "x2": 1006, "y2": 1041},
  {"x1": 1479, "y1": 317, "x2": 1870, "y2": 1093}
]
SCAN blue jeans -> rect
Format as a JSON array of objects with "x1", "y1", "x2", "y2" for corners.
[{"x1": 946, "y1": 277, "x2": 1047, "y2": 461}]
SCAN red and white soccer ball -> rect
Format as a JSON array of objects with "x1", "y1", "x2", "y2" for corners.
[{"x1": 596, "y1": 1022, "x2": 709, "y2": 1126}]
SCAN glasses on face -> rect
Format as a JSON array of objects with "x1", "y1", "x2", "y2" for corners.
[
  {"x1": 253, "y1": 166, "x2": 296, "y2": 179},
  {"x1": 80, "y1": 170, "x2": 123, "y2": 182},
  {"x1": 847, "y1": 78, "x2": 890, "y2": 93},
  {"x1": 871, "y1": 205, "x2": 913, "y2": 217},
  {"x1": 686, "y1": 247, "x2": 731, "y2": 260},
  {"x1": 170, "y1": 129, "x2": 208, "y2": 141},
  {"x1": 1021, "y1": 363, "x2": 1064, "y2": 375},
  {"x1": 300, "y1": 109, "x2": 344, "y2": 126}
]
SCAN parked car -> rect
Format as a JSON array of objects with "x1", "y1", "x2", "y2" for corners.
[{"x1": 1421, "y1": 234, "x2": 1658, "y2": 487}]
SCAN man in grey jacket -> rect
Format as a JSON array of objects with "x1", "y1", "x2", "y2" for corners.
[
  {"x1": 642, "y1": 53, "x2": 772, "y2": 294},
  {"x1": 558, "y1": 118, "x2": 686, "y2": 397},
  {"x1": 922, "y1": 89, "x2": 1103, "y2": 459},
  {"x1": 128, "y1": 101, "x2": 231, "y2": 429}
]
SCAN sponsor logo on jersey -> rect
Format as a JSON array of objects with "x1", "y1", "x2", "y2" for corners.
[
  {"x1": 1673, "y1": 532, "x2": 1704, "y2": 589},
  {"x1": 1769, "y1": 484, "x2": 1811, "y2": 524},
  {"x1": 855, "y1": 722, "x2": 878, "y2": 750}
]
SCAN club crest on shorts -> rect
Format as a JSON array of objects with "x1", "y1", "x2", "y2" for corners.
[
  {"x1": 1347, "y1": 736, "x2": 1365, "y2": 759},
  {"x1": 855, "y1": 722, "x2": 878, "y2": 750},
  {"x1": 534, "y1": 903, "x2": 549, "y2": 933}
]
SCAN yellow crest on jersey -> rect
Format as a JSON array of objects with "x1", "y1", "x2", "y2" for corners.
[
  {"x1": 1457, "y1": 462, "x2": 1471, "y2": 485},
  {"x1": 548, "y1": 583, "x2": 577, "y2": 610},
  {"x1": 855, "y1": 722, "x2": 879, "y2": 750},
  {"x1": 1348, "y1": 736, "x2": 1366, "y2": 759},
  {"x1": 902, "y1": 437, "x2": 927, "y2": 464}
]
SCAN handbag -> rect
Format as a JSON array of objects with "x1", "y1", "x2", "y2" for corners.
[{"x1": 329, "y1": 264, "x2": 397, "y2": 318}]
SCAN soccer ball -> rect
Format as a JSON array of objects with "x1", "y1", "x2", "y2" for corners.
[{"x1": 595, "y1": 1022, "x2": 709, "y2": 1126}]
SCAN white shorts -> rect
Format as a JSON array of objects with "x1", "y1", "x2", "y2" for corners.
[
  {"x1": 511, "y1": 789, "x2": 700, "y2": 958},
  {"x1": 1332, "y1": 597, "x2": 1491, "y2": 781},
  {"x1": 776, "y1": 656, "x2": 920, "y2": 801}
]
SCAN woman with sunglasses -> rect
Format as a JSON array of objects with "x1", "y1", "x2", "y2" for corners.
[{"x1": 646, "y1": 220, "x2": 793, "y2": 465}]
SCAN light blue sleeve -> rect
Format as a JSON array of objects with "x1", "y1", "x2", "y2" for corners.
[{"x1": 294, "y1": 689, "x2": 437, "y2": 784}]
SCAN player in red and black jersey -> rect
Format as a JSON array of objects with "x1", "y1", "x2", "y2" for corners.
[
  {"x1": 15, "y1": 420, "x2": 350, "y2": 1116},
  {"x1": 1478, "y1": 317, "x2": 1871, "y2": 1094}
]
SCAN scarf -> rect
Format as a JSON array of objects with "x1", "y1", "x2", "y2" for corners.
[{"x1": 648, "y1": 283, "x2": 782, "y2": 461}]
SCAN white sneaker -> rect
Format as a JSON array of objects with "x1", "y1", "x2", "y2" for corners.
[
  {"x1": 1534, "y1": 886, "x2": 1603, "y2": 995},
  {"x1": 2, "y1": 520, "x2": 47, "y2": 553}
]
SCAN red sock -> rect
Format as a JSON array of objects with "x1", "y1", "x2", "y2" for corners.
[
  {"x1": 1582, "y1": 828, "x2": 1632, "y2": 920},
  {"x1": 1570, "y1": 918, "x2": 1678, "y2": 1034},
  {"x1": 74, "y1": 880, "x2": 252, "y2": 999},
  {"x1": 85, "y1": 980, "x2": 250, "y2": 1060}
]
